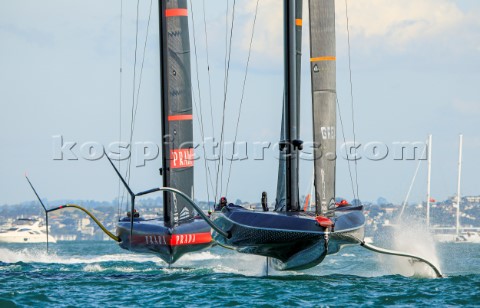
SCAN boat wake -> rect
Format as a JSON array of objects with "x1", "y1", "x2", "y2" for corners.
[
  {"x1": 0, "y1": 247, "x2": 57, "y2": 264},
  {"x1": 0, "y1": 246, "x2": 230, "y2": 274},
  {"x1": 0, "y1": 247, "x2": 157, "y2": 265}
]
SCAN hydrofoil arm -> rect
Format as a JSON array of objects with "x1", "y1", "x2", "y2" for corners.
[
  {"x1": 47, "y1": 204, "x2": 121, "y2": 242},
  {"x1": 25, "y1": 175, "x2": 121, "y2": 248},
  {"x1": 360, "y1": 241, "x2": 443, "y2": 278}
]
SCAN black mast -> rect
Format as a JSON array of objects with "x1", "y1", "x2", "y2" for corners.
[
  {"x1": 276, "y1": 0, "x2": 303, "y2": 211},
  {"x1": 284, "y1": 0, "x2": 300, "y2": 211}
]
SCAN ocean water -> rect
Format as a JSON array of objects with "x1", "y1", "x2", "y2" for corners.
[{"x1": 0, "y1": 241, "x2": 479, "y2": 307}]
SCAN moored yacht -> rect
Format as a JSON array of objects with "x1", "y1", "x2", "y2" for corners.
[{"x1": 0, "y1": 218, "x2": 56, "y2": 243}]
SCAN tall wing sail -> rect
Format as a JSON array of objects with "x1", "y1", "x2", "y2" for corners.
[
  {"x1": 159, "y1": 0, "x2": 195, "y2": 226},
  {"x1": 275, "y1": 0, "x2": 303, "y2": 211},
  {"x1": 309, "y1": 0, "x2": 336, "y2": 216}
]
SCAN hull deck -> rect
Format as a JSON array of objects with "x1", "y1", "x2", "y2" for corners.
[
  {"x1": 211, "y1": 205, "x2": 365, "y2": 270},
  {"x1": 117, "y1": 218, "x2": 213, "y2": 264}
]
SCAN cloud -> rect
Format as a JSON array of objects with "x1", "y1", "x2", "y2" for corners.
[
  {"x1": 238, "y1": 0, "x2": 282, "y2": 58},
  {"x1": 235, "y1": 0, "x2": 479, "y2": 58},
  {"x1": 337, "y1": 0, "x2": 464, "y2": 45},
  {"x1": 452, "y1": 99, "x2": 480, "y2": 116}
]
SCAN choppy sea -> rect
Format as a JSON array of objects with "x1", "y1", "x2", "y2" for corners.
[{"x1": 0, "y1": 240, "x2": 479, "y2": 307}]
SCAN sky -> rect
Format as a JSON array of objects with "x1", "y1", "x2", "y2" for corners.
[{"x1": 0, "y1": 0, "x2": 479, "y2": 206}]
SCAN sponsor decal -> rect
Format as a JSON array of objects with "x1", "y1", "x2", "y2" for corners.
[
  {"x1": 321, "y1": 126, "x2": 335, "y2": 140},
  {"x1": 179, "y1": 206, "x2": 191, "y2": 221},
  {"x1": 145, "y1": 235, "x2": 168, "y2": 245},
  {"x1": 143, "y1": 232, "x2": 211, "y2": 246},
  {"x1": 170, "y1": 148, "x2": 194, "y2": 169}
]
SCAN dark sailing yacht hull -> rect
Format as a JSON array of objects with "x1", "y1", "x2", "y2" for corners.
[
  {"x1": 117, "y1": 218, "x2": 213, "y2": 264},
  {"x1": 211, "y1": 205, "x2": 365, "y2": 271}
]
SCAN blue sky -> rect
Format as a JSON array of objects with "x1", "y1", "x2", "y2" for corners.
[{"x1": 1, "y1": 0, "x2": 479, "y2": 206}]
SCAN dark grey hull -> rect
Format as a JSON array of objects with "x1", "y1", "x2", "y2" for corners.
[
  {"x1": 211, "y1": 205, "x2": 365, "y2": 271},
  {"x1": 117, "y1": 218, "x2": 213, "y2": 264}
]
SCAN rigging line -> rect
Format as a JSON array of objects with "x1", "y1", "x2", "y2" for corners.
[
  {"x1": 126, "y1": 0, "x2": 153, "y2": 191},
  {"x1": 131, "y1": 0, "x2": 153, "y2": 141},
  {"x1": 336, "y1": 97, "x2": 356, "y2": 201},
  {"x1": 202, "y1": 0, "x2": 215, "y2": 147},
  {"x1": 202, "y1": 0, "x2": 216, "y2": 210},
  {"x1": 215, "y1": 0, "x2": 230, "y2": 203},
  {"x1": 219, "y1": 0, "x2": 236, "y2": 198},
  {"x1": 120, "y1": 0, "x2": 141, "y2": 210},
  {"x1": 126, "y1": 0, "x2": 142, "y2": 188},
  {"x1": 344, "y1": 0, "x2": 360, "y2": 201},
  {"x1": 215, "y1": 0, "x2": 231, "y2": 202},
  {"x1": 189, "y1": 0, "x2": 215, "y2": 205},
  {"x1": 191, "y1": 94, "x2": 216, "y2": 206},
  {"x1": 397, "y1": 141, "x2": 427, "y2": 221},
  {"x1": 118, "y1": 0, "x2": 124, "y2": 219},
  {"x1": 225, "y1": 0, "x2": 260, "y2": 196}
]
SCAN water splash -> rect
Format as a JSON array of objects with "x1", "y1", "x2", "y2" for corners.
[
  {"x1": 211, "y1": 252, "x2": 269, "y2": 277},
  {"x1": 176, "y1": 251, "x2": 221, "y2": 263},
  {"x1": 0, "y1": 247, "x2": 55, "y2": 264},
  {"x1": 378, "y1": 217, "x2": 442, "y2": 278}
]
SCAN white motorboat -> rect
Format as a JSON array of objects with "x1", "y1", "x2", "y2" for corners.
[
  {"x1": 0, "y1": 219, "x2": 56, "y2": 243},
  {"x1": 456, "y1": 231, "x2": 480, "y2": 243}
]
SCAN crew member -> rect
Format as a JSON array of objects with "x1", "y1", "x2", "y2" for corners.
[
  {"x1": 215, "y1": 197, "x2": 228, "y2": 211},
  {"x1": 126, "y1": 209, "x2": 140, "y2": 218},
  {"x1": 261, "y1": 192, "x2": 269, "y2": 211}
]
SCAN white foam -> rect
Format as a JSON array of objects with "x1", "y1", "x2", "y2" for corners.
[
  {"x1": 387, "y1": 218, "x2": 442, "y2": 278},
  {"x1": 83, "y1": 264, "x2": 104, "y2": 272},
  {"x1": 206, "y1": 252, "x2": 270, "y2": 277},
  {"x1": 0, "y1": 247, "x2": 53, "y2": 264},
  {"x1": 177, "y1": 251, "x2": 221, "y2": 262},
  {"x1": 0, "y1": 247, "x2": 157, "y2": 265}
]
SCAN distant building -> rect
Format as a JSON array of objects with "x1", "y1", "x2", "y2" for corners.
[
  {"x1": 383, "y1": 207, "x2": 398, "y2": 215},
  {"x1": 465, "y1": 196, "x2": 480, "y2": 203}
]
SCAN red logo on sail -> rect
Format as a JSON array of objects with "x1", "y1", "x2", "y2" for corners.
[{"x1": 170, "y1": 148, "x2": 194, "y2": 169}]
